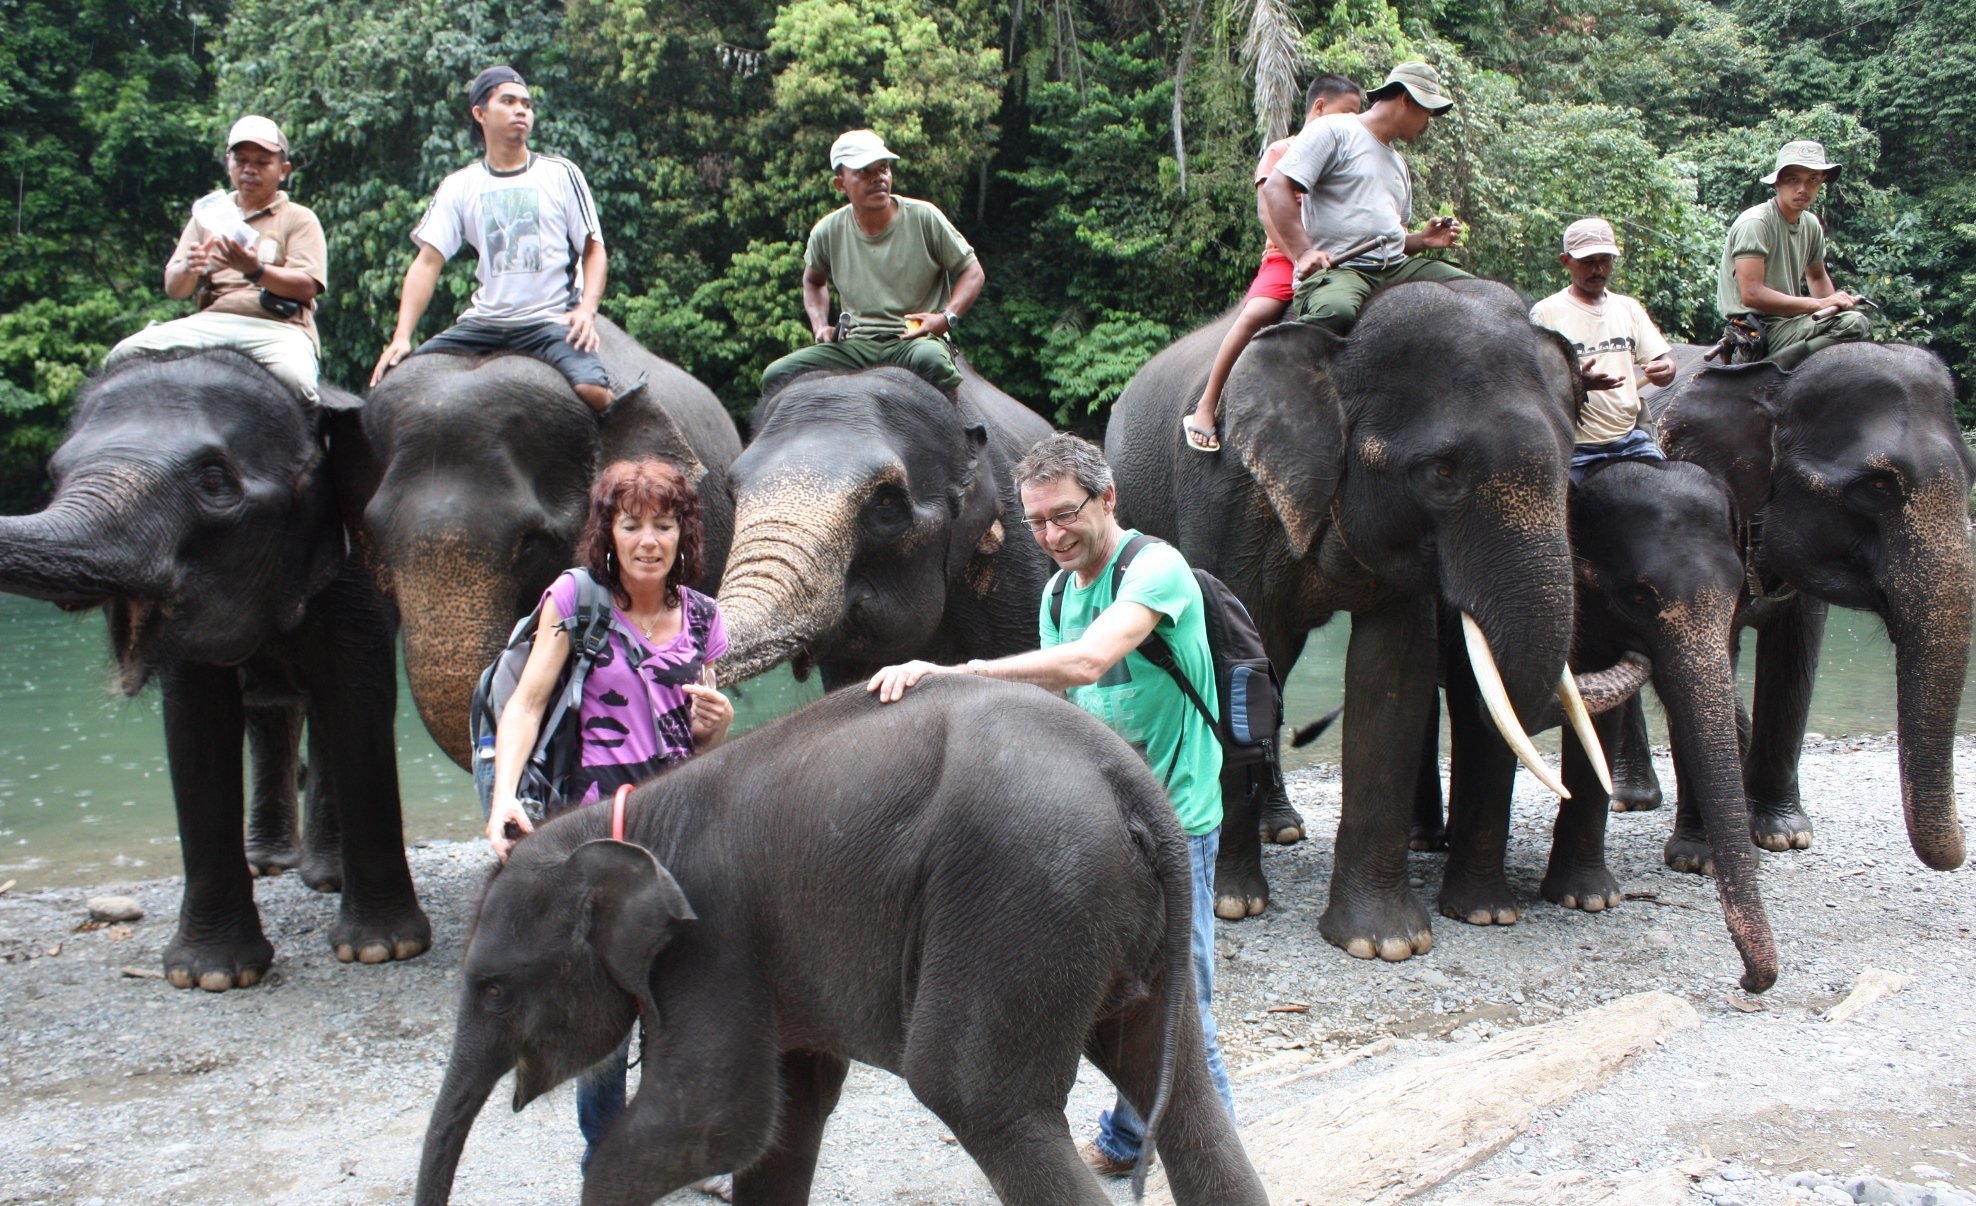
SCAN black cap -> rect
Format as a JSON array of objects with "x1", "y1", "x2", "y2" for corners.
[{"x1": 468, "y1": 65, "x2": 525, "y2": 112}]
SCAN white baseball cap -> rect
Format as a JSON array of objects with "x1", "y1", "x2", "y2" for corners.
[
  {"x1": 1562, "y1": 217, "x2": 1621, "y2": 259},
  {"x1": 829, "y1": 129, "x2": 898, "y2": 171},
  {"x1": 227, "y1": 115, "x2": 288, "y2": 155}
]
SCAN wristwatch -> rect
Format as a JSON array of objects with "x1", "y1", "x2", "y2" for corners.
[
  {"x1": 245, "y1": 264, "x2": 266, "y2": 283},
  {"x1": 941, "y1": 309, "x2": 960, "y2": 330}
]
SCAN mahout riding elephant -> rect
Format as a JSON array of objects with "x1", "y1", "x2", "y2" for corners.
[
  {"x1": 1645, "y1": 342, "x2": 1972, "y2": 874},
  {"x1": 0, "y1": 349, "x2": 429, "y2": 989},
  {"x1": 1107, "y1": 280, "x2": 1583, "y2": 961},
  {"x1": 415, "y1": 677, "x2": 1268, "y2": 1206},
  {"x1": 354, "y1": 318, "x2": 741, "y2": 766},
  {"x1": 716, "y1": 363, "x2": 1054, "y2": 685},
  {"x1": 1439, "y1": 459, "x2": 1778, "y2": 991}
]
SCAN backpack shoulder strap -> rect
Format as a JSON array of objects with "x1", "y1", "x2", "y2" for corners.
[
  {"x1": 1113, "y1": 538, "x2": 1218, "y2": 736},
  {"x1": 1047, "y1": 568, "x2": 1069, "y2": 629}
]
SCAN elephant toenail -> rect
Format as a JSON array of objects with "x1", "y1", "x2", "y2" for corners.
[
  {"x1": 198, "y1": 971, "x2": 233, "y2": 992},
  {"x1": 1345, "y1": 938, "x2": 1377, "y2": 959}
]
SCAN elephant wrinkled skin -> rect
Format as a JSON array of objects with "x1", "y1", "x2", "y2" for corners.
[
  {"x1": 1107, "y1": 281, "x2": 1580, "y2": 963},
  {"x1": 0, "y1": 350, "x2": 429, "y2": 989},
  {"x1": 415, "y1": 677, "x2": 1267, "y2": 1206}
]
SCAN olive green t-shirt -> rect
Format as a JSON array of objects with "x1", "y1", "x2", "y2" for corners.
[
  {"x1": 804, "y1": 196, "x2": 975, "y2": 333},
  {"x1": 1717, "y1": 198, "x2": 1828, "y2": 319},
  {"x1": 1040, "y1": 533, "x2": 1224, "y2": 836}
]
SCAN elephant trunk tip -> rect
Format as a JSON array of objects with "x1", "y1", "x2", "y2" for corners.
[{"x1": 1912, "y1": 830, "x2": 1966, "y2": 872}]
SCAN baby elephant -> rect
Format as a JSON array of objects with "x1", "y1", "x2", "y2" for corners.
[{"x1": 415, "y1": 676, "x2": 1267, "y2": 1206}]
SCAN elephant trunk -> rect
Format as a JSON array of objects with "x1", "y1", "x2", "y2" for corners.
[
  {"x1": 0, "y1": 486, "x2": 173, "y2": 606},
  {"x1": 1882, "y1": 477, "x2": 1973, "y2": 871},
  {"x1": 414, "y1": 1036, "x2": 507, "y2": 1205},
  {"x1": 1576, "y1": 652, "x2": 1654, "y2": 715},
  {"x1": 1655, "y1": 587, "x2": 1778, "y2": 992},
  {"x1": 395, "y1": 535, "x2": 519, "y2": 769},
  {"x1": 717, "y1": 492, "x2": 858, "y2": 684}
]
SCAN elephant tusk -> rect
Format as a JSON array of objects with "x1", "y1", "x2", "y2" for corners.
[
  {"x1": 1557, "y1": 669, "x2": 1614, "y2": 795},
  {"x1": 1461, "y1": 612, "x2": 1571, "y2": 799}
]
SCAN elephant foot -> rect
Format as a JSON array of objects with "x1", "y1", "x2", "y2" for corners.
[
  {"x1": 1436, "y1": 869, "x2": 1520, "y2": 926},
  {"x1": 245, "y1": 842, "x2": 300, "y2": 878},
  {"x1": 163, "y1": 918, "x2": 275, "y2": 992},
  {"x1": 1214, "y1": 865, "x2": 1269, "y2": 920},
  {"x1": 1320, "y1": 890, "x2": 1434, "y2": 962},
  {"x1": 1541, "y1": 863, "x2": 1623, "y2": 912},
  {"x1": 1751, "y1": 805, "x2": 1814, "y2": 852},
  {"x1": 296, "y1": 852, "x2": 343, "y2": 894},
  {"x1": 1664, "y1": 831, "x2": 1714, "y2": 876},
  {"x1": 1260, "y1": 798, "x2": 1304, "y2": 846},
  {"x1": 1609, "y1": 783, "x2": 1664, "y2": 813},
  {"x1": 330, "y1": 902, "x2": 432, "y2": 966},
  {"x1": 1409, "y1": 819, "x2": 1449, "y2": 852}
]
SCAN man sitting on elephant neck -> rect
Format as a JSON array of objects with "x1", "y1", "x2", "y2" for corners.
[
  {"x1": 866, "y1": 432, "x2": 1237, "y2": 1178},
  {"x1": 758, "y1": 129, "x2": 985, "y2": 400},
  {"x1": 369, "y1": 66, "x2": 614, "y2": 412},
  {"x1": 1529, "y1": 217, "x2": 1675, "y2": 484},
  {"x1": 1260, "y1": 62, "x2": 1470, "y2": 336},
  {"x1": 1715, "y1": 139, "x2": 1872, "y2": 371},
  {"x1": 105, "y1": 115, "x2": 327, "y2": 403}
]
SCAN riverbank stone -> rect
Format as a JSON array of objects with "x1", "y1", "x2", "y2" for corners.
[{"x1": 84, "y1": 896, "x2": 142, "y2": 923}]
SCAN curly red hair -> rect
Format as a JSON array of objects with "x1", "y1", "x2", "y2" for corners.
[{"x1": 575, "y1": 458, "x2": 704, "y2": 607}]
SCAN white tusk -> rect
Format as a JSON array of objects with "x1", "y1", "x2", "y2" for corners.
[
  {"x1": 1461, "y1": 612, "x2": 1571, "y2": 799},
  {"x1": 1557, "y1": 669, "x2": 1614, "y2": 795}
]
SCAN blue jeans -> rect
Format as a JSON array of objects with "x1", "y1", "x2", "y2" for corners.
[
  {"x1": 1569, "y1": 428, "x2": 1664, "y2": 484},
  {"x1": 576, "y1": 1036, "x2": 631, "y2": 1171},
  {"x1": 1093, "y1": 826, "x2": 1236, "y2": 1164}
]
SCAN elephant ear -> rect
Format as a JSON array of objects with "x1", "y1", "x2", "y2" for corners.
[
  {"x1": 599, "y1": 381, "x2": 708, "y2": 487},
  {"x1": 944, "y1": 399, "x2": 1003, "y2": 583},
  {"x1": 1655, "y1": 362, "x2": 1783, "y2": 520},
  {"x1": 319, "y1": 387, "x2": 384, "y2": 583},
  {"x1": 567, "y1": 838, "x2": 698, "y2": 1023},
  {"x1": 1220, "y1": 322, "x2": 1346, "y2": 557}
]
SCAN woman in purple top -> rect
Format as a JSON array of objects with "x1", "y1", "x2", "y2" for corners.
[{"x1": 481, "y1": 456, "x2": 733, "y2": 1191}]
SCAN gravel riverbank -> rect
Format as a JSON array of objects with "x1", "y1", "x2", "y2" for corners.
[{"x1": 2, "y1": 735, "x2": 1972, "y2": 1204}]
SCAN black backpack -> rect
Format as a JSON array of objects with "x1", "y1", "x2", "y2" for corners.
[
  {"x1": 1048, "y1": 534, "x2": 1283, "y2": 768},
  {"x1": 469, "y1": 569, "x2": 621, "y2": 823}
]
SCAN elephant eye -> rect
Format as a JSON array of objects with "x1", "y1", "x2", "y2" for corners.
[
  {"x1": 480, "y1": 980, "x2": 513, "y2": 1013},
  {"x1": 1846, "y1": 471, "x2": 1903, "y2": 513},
  {"x1": 865, "y1": 485, "x2": 912, "y2": 531},
  {"x1": 1410, "y1": 457, "x2": 1466, "y2": 502},
  {"x1": 195, "y1": 462, "x2": 241, "y2": 504}
]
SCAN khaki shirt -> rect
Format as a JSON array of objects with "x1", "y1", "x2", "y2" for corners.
[
  {"x1": 1715, "y1": 198, "x2": 1827, "y2": 321},
  {"x1": 172, "y1": 191, "x2": 328, "y2": 350},
  {"x1": 804, "y1": 197, "x2": 975, "y2": 333}
]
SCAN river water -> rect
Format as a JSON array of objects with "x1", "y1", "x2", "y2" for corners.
[{"x1": 0, "y1": 592, "x2": 1962, "y2": 888}]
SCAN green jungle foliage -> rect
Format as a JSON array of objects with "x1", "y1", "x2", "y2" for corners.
[{"x1": 3, "y1": 0, "x2": 1972, "y2": 509}]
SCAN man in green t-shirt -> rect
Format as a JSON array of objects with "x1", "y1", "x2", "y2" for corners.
[
  {"x1": 760, "y1": 128, "x2": 986, "y2": 397},
  {"x1": 866, "y1": 433, "x2": 1234, "y2": 1178},
  {"x1": 1715, "y1": 138, "x2": 1871, "y2": 369}
]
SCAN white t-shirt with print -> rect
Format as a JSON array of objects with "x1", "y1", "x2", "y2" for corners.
[
  {"x1": 1529, "y1": 288, "x2": 1673, "y2": 445},
  {"x1": 1271, "y1": 114, "x2": 1413, "y2": 267},
  {"x1": 411, "y1": 154, "x2": 603, "y2": 327}
]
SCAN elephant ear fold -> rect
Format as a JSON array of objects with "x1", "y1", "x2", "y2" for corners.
[
  {"x1": 946, "y1": 408, "x2": 1004, "y2": 578},
  {"x1": 567, "y1": 838, "x2": 697, "y2": 1021},
  {"x1": 600, "y1": 381, "x2": 708, "y2": 488},
  {"x1": 1656, "y1": 362, "x2": 1782, "y2": 520},
  {"x1": 320, "y1": 391, "x2": 383, "y2": 578},
  {"x1": 1221, "y1": 322, "x2": 1346, "y2": 557}
]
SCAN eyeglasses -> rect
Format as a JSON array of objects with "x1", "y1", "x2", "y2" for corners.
[{"x1": 1022, "y1": 494, "x2": 1096, "y2": 535}]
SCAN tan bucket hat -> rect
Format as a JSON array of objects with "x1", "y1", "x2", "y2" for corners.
[
  {"x1": 1761, "y1": 139, "x2": 1842, "y2": 185},
  {"x1": 1368, "y1": 62, "x2": 1454, "y2": 112}
]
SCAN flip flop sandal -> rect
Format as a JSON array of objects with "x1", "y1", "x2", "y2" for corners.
[{"x1": 1181, "y1": 414, "x2": 1221, "y2": 453}]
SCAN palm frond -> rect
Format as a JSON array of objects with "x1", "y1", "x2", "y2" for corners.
[{"x1": 1243, "y1": 0, "x2": 1305, "y2": 145}]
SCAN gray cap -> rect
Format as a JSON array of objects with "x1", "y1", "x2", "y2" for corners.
[
  {"x1": 1368, "y1": 62, "x2": 1454, "y2": 112},
  {"x1": 1761, "y1": 139, "x2": 1842, "y2": 185}
]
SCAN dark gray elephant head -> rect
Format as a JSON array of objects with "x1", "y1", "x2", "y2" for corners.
[
  {"x1": 355, "y1": 318, "x2": 741, "y2": 766},
  {"x1": 416, "y1": 835, "x2": 696, "y2": 1204},
  {"x1": 1223, "y1": 281, "x2": 1581, "y2": 769},
  {"x1": 1572, "y1": 459, "x2": 1778, "y2": 990},
  {"x1": 717, "y1": 364, "x2": 1054, "y2": 685},
  {"x1": 0, "y1": 349, "x2": 349, "y2": 689},
  {"x1": 1657, "y1": 344, "x2": 1973, "y2": 871}
]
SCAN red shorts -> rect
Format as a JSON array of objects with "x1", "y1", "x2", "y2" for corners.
[{"x1": 1244, "y1": 250, "x2": 1296, "y2": 303}]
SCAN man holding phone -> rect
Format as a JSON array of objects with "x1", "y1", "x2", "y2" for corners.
[{"x1": 1259, "y1": 62, "x2": 1470, "y2": 335}]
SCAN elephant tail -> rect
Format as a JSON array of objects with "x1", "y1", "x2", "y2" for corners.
[{"x1": 1131, "y1": 781, "x2": 1195, "y2": 1203}]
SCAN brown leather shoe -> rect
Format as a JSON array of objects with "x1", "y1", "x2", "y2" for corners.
[{"x1": 1077, "y1": 1139, "x2": 1137, "y2": 1178}]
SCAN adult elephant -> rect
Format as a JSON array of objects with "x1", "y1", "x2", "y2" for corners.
[
  {"x1": 1645, "y1": 342, "x2": 1972, "y2": 873},
  {"x1": 716, "y1": 363, "x2": 1055, "y2": 686},
  {"x1": 356, "y1": 318, "x2": 741, "y2": 767},
  {"x1": 1108, "y1": 280, "x2": 1583, "y2": 962},
  {"x1": 1441, "y1": 459, "x2": 1778, "y2": 991},
  {"x1": 0, "y1": 349, "x2": 429, "y2": 989}
]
